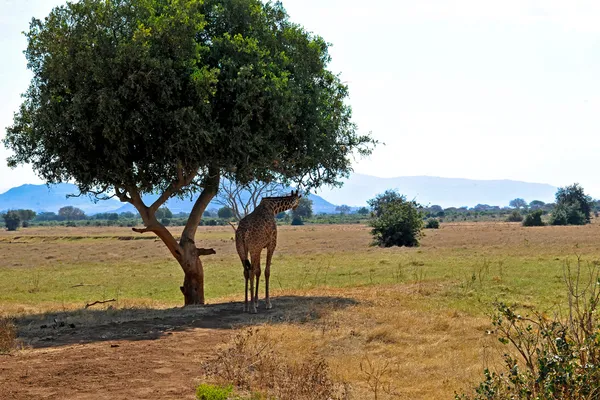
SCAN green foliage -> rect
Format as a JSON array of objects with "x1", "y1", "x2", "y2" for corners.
[
  {"x1": 506, "y1": 210, "x2": 523, "y2": 222},
  {"x1": 368, "y1": 191, "x2": 423, "y2": 247},
  {"x1": 161, "y1": 218, "x2": 171, "y2": 226},
  {"x1": 425, "y1": 218, "x2": 440, "y2": 229},
  {"x1": 529, "y1": 200, "x2": 545, "y2": 209},
  {"x1": 2, "y1": 211, "x2": 22, "y2": 231},
  {"x1": 15, "y1": 209, "x2": 36, "y2": 221},
  {"x1": 155, "y1": 207, "x2": 173, "y2": 220},
  {"x1": 58, "y1": 206, "x2": 86, "y2": 221},
  {"x1": 5, "y1": 0, "x2": 375, "y2": 200},
  {"x1": 509, "y1": 198, "x2": 527, "y2": 209},
  {"x1": 522, "y1": 210, "x2": 544, "y2": 227},
  {"x1": 368, "y1": 190, "x2": 405, "y2": 217},
  {"x1": 357, "y1": 207, "x2": 369, "y2": 215},
  {"x1": 291, "y1": 216, "x2": 304, "y2": 225},
  {"x1": 196, "y1": 383, "x2": 233, "y2": 400},
  {"x1": 550, "y1": 183, "x2": 593, "y2": 225},
  {"x1": 550, "y1": 203, "x2": 586, "y2": 226},
  {"x1": 217, "y1": 207, "x2": 234, "y2": 219},
  {"x1": 335, "y1": 205, "x2": 351, "y2": 215},
  {"x1": 292, "y1": 197, "x2": 313, "y2": 220},
  {"x1": 459, "y1": 259, "x2": 600, "y2": 400}
]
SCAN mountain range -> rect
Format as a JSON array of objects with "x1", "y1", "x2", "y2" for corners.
[
  {"x1": 0, "y1": 175, "x2": 560, "y2": 214},
  {"x1": 313, "y1": 174, "x2": 558, "y2": 208},
  {"x1": 0, "y1": 183, "x2": 339, "y2": 214}
]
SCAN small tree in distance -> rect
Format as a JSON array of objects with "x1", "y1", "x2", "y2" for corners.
[
  {"x1": 551, "y1": 183, "x2": 593, "y2": 225},
  {"x1": 292, "y1": 197, "x2": 313, "y2": 222},
  {"x1": 2, "y1": 211, "x2": 22, "y2": 231},
  {"x1": 368, "y1": 190, "x2": 423, "y2": 247},
  {"x1": 58, "y1": 206, "x2": 86, "y2": 221},
  {"x1": 217, "y1": 207, "x2": 234, "y2": 219},
  {"x1": 509, "y1": 198, "x2": 527, "y2": 209}
]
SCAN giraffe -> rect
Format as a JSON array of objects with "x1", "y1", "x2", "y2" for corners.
[{"x1": 233, "y1": 190, "x2": 302, "y2": 313}]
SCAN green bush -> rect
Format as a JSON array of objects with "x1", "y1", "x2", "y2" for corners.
[
  {"x1": 368, "y1": 192, "x2": 423, "y2": 247},
  {"x1": 459, "y1": 259, "x2": 600, "y2": 399},
  {"x1": 522, "y1": 210, "x2": 544, "y2": 227},
  {"x1": 196, "y1": 383, "x2": 233, "y2": 400},
  {"x1": 3, "y1": 211, "x2": 21, "y2": 231},
  {"x1": 550, "y1": 203, "x2": 586, "y2": 226},
  {"x1": 161, "y1": 218, "x2": 171, "y2": 226},
  {"x1": 506, "y1": 210, "x2": 523, "y2": 222},
  {"x1": 291, "y1": 216, "x2": 304, "y2": 225},
  {"x1": 425, "y1": 218, "x2": 440, "y2": 229}
]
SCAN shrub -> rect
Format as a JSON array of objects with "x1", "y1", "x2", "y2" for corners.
[
  {"x1": 425, "y1": 218, "x2": 440, "y2": 229},
  {"x1": 3, "y1": 210, "x2": 21, "y2": 231},
  {"x1": 522, "y1": 210, "x2": 545, "y2": 227},
  {"x1": 550, "y1": 203, "x2": 586, "y2": 226},
  {"x1": 196, "y1": 384, "x2": 233, "y2": 400},
  {"x1": 0, "y1": 318, "x2": 17, "y2": 353},
  {"x1": 291, "y1": 216, "x2": 304, "y2": 226},
  {"x1": 505, "y1": 210, "x2": 523, "y2": 222},
  {"x1": 202, "y1": 328, "x2": 344, "y2": 400},
  {"x1": 459, "y1": 258, "x2": 600, "y2": 399},
  {"x1": 368, "y1": 191, "x2": 423, "y2": 247},
  {"x1": 161, "y1": 218, "x2": 171, "y2": 226}
]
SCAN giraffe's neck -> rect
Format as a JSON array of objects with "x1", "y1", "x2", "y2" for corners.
[{"x1": 261, "y1": 199, "x2": 295, "y2": 215}]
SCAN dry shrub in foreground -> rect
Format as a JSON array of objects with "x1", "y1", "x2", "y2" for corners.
[
  {"x1": 0, "y1": 318, "x2": 17, "y2": 353},
  {"x1": 201, "y1": 328, "x2": 348, "y2": 400}
]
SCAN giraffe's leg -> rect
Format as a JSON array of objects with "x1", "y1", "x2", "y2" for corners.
[
  {"x1": 250, "y1": 252, "x2": 261, "y2": 313},
  {"x1": 243, "y1": 268, "x2": 249, "y2": 312},
  {"x1": 254, "y1": 266, "x2": 261, "y2": 309},
  {"x1": 265, "y1": 245, "x2": 275, "y2": 309}
]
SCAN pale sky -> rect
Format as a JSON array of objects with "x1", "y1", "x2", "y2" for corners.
[{"x1": 2, "y1": 1, "x2": 600, "y2": 195}]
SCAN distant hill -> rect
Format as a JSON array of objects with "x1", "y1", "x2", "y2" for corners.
[
  {"x1": 0, "y1": 183, "x2": 122, "y2": 214},
  {"x1": 313, "y1": 174, "x2": 558, "y2": 208},
  {"x1": 0, "y1": 183, "x2": 339, "y2": 215}
]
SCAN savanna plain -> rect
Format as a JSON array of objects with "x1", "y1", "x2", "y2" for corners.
[{"x1": 2, "y1": 221, "x2": 600, "y2": 399}]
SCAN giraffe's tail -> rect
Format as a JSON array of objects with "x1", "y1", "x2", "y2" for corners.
[
  {"x1": 228, "y1": 221, "x2": 237, "y2": 232},
  {"x1": 243, "y1": 259, "x2": 251, "y2": 272}
]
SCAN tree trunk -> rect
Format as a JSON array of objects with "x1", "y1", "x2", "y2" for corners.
[
  {"x1": 126, "y1": 166, "x2": 220, "y2": 306},
  {"x1": 179, "y1": 240, "x2": 205, "y2": 305}
]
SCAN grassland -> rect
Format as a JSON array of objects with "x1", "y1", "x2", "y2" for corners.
[{"x1": 2, "y1": 222, "x2": 600, "y2": 398}]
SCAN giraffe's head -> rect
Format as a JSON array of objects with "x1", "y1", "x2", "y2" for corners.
[
  {"x1": 261, "y1": 189, "x2": 302, "y2": 214},
  {"x1": 289, "y1": 189, "x2": 302, "y2": 210}
]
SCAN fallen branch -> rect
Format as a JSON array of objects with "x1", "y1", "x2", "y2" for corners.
[
  {"x1": 85, "y1": 299, "x2": 116, "y2": 309},
  {"x1": 228, "y1": 221, "x2": 237, "y2": 232},
  {"x1": 71, "y1": 283, "x2": 99, "y2": 288},
  {"x1": 196, "y1": 248, "x2": 216, "y2": 256},
  {"x1": 132, "y1": 227, "x2": 153, "y2": 234}
]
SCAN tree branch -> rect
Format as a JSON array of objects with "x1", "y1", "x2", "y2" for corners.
[
  {"x1": 148, "y1": 164, "x2": 197, "y2": 213},
  {"x1": 181, "y1": 166, "x2": 220, "y2": 242}
]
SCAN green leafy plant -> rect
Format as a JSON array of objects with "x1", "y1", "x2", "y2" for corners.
[
  {"x1": 2, "y1": 210, "x2": 21, "y2": 231},
  {"x1": 522, "y1": 210, "x2": 545, "y2": 227},
  {"x1": 368, "y1": 190, "x2": 423, "y2": 247},
  {"x1": 425, "y1": 218, "x2": 440, "y2": 229},
  {"x1": 459, "y1": 257, "x2": 600, "y2": 399},
  {"x1": 196, "y1": 383, "x2": 233, "y2": 400},
  {"x1": 506, "y1": 210, "x2": 523, "y2": 222}
]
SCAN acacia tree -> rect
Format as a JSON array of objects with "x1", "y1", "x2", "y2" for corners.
[
  {"x1": 215, "y1": 179, "x2": 285, "y2": 220},
  {"x1": 5, "y1": 0, "x2": 375, "y2": 305}
]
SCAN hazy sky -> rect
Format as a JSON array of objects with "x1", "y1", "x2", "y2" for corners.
[{"x1": 2, "y1": 1, "x2": 600, "y2": 195}]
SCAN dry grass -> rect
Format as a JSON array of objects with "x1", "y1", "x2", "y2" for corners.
[
  {"x1": 231, "y1": 285, "x2": 496, "y2": 399},
  {"x1": 0, "y1": 318, "x2": 17, "y2": 353},
  {"x1": 3, "y1": 222, "x2": 600, "y2": 398}
]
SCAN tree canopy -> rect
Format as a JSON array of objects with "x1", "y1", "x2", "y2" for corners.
[
  {"x1": 5, "y1": 0, "x2": 374, "y2": 197},
  {"x1": 4, "y1": 0, "x2": 374, "y2": 305}
]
